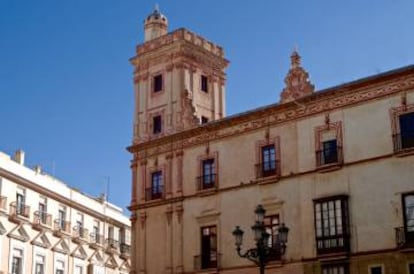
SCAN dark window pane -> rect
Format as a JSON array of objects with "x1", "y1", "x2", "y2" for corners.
[
  {"x1": 409, "y1": 263, "x2": 414, "y2": 274},
  {"x1": 201, "y1": 116, "x2": 209, "y2": 124},
  {"x1": 370, "y1": 266, "x2": 382, "y2": 274},
  {"x1": 201, "y1": 75, "x2": 208, "y2": 92},
  {"x1": 202, "y1": 159, "x2": 215, "y2": 188},
  {"x1": 201, "y1": 225, "x2": 217, "y2": 269},
  {"x1": 400, "y1": 112, "x2": 414, "y2": 149},
  {"x1": 151, "y1": 171, "x2": 163, "y2": 199},
  {"x1": 153, "y1": 115, "x2": 162, "y2": 134},
  {"x1": 153, "y1": 74, "x2": 163, "y2": 92},
  {"x1": 261, "y1": 145, "x2": 276, "y2": 177},
  {"x1": 322, "y1": 139, "x2": 338, "y2": 164}
]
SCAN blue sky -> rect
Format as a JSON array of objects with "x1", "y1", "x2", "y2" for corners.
[{"x1": 1, "y1": 0, "x2": 413, "y2": 211}]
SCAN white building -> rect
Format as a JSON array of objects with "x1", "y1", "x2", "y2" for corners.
[{"x1": 0, "y1": 150, "x2": 131, "y2": 274}]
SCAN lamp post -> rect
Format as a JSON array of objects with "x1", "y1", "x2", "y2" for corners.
[{"x1": 232, "y1": 205, "x2": 289, "y2": 274}]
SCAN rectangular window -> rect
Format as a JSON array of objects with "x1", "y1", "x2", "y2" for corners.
[
  {"x1": 153, "y1": 74, "x2": 163, "y2": 92},
  {"x1": 150, "y1": 171, "x2": 163, "y2": 199},
  {"x1": 200, "y1": 226, "x2": 217, "y2": 269},
  {"x1": 38, "y1": 197, "x2": 47, "y2": 224},
  {"x1": 403, "y1": 193, "x2": 414, "y2": 244},
  {"x1": 370, "y1": 266, "x2": 382, "y2": 274},
  {"x1": 11, "y1": 249, "x2": 23, "y2": 274},
  {"x1": 58, "y1": 206, "x2": 66, "y2": 230},
  {"x1": 93, "y1": 220, "x2": 100, "y2": 243},
  {"x1": 322, "y1": 264, "x2": 348, "y2": 274},
  {"x1": 399, "y1": 112, "x2": 414, "y2": 149},
  {"x1": 201, "y1": 116, "x2": 209, "y2": 124},
  {"x1": 201, "y1": 75, "x2": 208, "y2": 92},
  {"x1": 314, "y1": 196, "x2": 350, "y2": 255},
  {"x1": 16, "y1": 188, "x2": 25, "y2": 216},
  {"x1": 201, "y1": 159, "x2": 215, "y2": 189},
  {"x1": 259, "y1": 145, "x2": 276, "y2": 177},
  {"x1": 264, "y1": 215, "x2": 281, "y2": 260},
  {"x1": 55, "y1": 260, "x2": 64, "y2": 274},
  {"x1": 153, "y1": 115, "x2": 162, "y2": 134},
  {"x1": 34, "y1": 255, "x2": 45, "y2": 274},
  {"x1": 321, "y1": 139, "x2": 338, "y2": 165}
]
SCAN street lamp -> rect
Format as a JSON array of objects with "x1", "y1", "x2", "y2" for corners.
[{"x1": 232, "y1": 205, "x2": 289, "y2": 274}]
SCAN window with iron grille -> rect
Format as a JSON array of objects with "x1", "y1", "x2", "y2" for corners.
[
  {"x1": 260, "y1": 145, "x2": 276, "y2": 177},
  {"x1": 151, "y1": 171, "x2": 163, "y2": 199},
  {"x1": 403, "y1": 193, "x2": 414, "y2": 244},
  {"x1": 314, "y1": 196, "x2": 350, "y2": 255},
  {"x1": 201, "y1": 75, "x2": 208, "y2": 92},
  {"x1": 322, "y1": 264, "x2": 348, "y2": 274},
  {"x1": 153, "y1": 74, "x2": 163, "y2": 92},
  {"x1": 202, "y1": 159, "x2": 215, "y2": 189},
  {"x1": 200, "y1": 226, "x2": 217, "y2": 269}
]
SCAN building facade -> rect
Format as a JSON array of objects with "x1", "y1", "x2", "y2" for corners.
[
  {"x1": 128, "y1": 7, "x2": 414, "y2": 274},
  {"x1": 0, "y1": 150, "x2": 131, "y2": 274}
]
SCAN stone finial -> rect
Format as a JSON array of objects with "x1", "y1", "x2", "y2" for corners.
[{"x1": 280, "y1": 49, "x2": 315, "y2": 103}]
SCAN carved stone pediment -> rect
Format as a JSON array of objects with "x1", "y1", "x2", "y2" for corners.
[{"x1": 280, "y1": 50, "x2": 314, "y2": 103}]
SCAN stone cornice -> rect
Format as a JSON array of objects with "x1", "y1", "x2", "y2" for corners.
[{"x1": 128, "y1": 66, "x2": 414, "y2": 158}]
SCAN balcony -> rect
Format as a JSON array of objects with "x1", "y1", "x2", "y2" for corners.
[
  {"x1": 0, "y1": 196, "x2": 7, "y2": 212},
  {"x1": 89, "y1": 233, "x2": 105, "y2": 249},
  {"x1": 120, "y1": 243, "x2": 131, "y2": 259},
  {"x1": 395, "y1": 227, "x2": 414, "y2": 249},
  {"x1": 145, "y1": 186, "x2": 164, "y2": 201},
  {"x1": 194, "y1": 253, "x2": 221, "y2": 272},
  {"x1": 72, "y1": 226, "x2": 89, "y2": 243},
  {"x1": 106, "y1": 238, "x2": 119, "y2": 253},
  {"x1": 316, "y1": 146, "x2": 343, "y2": 171},
  {"x1": 33, "y1": 211, "x2": 52, "y2": 230},
  {"x1": 316, "y1": 234, "x2": 350, "y2": 256},
  {"x1": 255, "y1": 160, "x2": 279, "y2": 179},
  {"x1": 393, "y1": 133, "x2": 414, "y2": 155},
  {"x1": 196, "y1": 174, "x2": 217, "y2": 192},
  {"x1": 9, "y1": 202, "x2": 30, "y2": 223},
  {"x1": 53, "y1": 219, "x2": 71, "y2": 237}
]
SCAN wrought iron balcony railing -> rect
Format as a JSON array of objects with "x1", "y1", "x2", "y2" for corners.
[
  {"x1": 90, "y1": 233, "x2": 105, "y2": 246},
  {"x1": 120, "y1": 243, "x2": 131, "y2": 256},
  {"x1": 316, "y1": 146, "x2": 343, "y2": 167},
  {"x1": 106, "y1": 238, "x2": 119, "y2": 250},
  {"x1": 196, "y1": 174, "x2": 217, "y2": 191},
  {"x1": 145, "y1": 186, "x2": 164, "y2": 201},
  {"x1": 9, "y1": 202, "x2": 30, "y2": 219},
  {"x1": 73, "y1": 226, "x2": 89, "y2": 241},
  {"x1": 33, "y1": 211, "x2": 52, "y2": 227},
  {"x1": 255, "y1": 160, "x2": 279, "y2": 178},
  {"x1": 54, "y1": 219, "x2": 71, "y2": 234},
  {"x1": 395, "y1": 226, "x2": 414, "y2": 248}
]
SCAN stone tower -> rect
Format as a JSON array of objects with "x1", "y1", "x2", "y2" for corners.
[{"x1": 130, "y1": 6, "x2": 229, "y2": 144}]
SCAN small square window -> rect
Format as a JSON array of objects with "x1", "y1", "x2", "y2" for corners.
[
  {"x1": 153, "y1": 74, "x2": 163, "y2": 92},
  {"x1": 201, "y1": 116, "x2": 209, "y2": 124},
  {"x1": 201, "y1": 75, "x2": 208, "y2": 92},
  {"x1": 153, "y1": 115, "x2": 162, "y2": 134},
  {"x1": 370, "y1": 266, "x2": 382, "y2": 274}
]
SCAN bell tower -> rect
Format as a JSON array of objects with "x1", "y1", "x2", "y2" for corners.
[{"x1": 130, "y1": 6, "x2": 229, "y2": 143}]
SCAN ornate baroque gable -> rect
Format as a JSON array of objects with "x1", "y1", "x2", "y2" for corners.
[{"x1": 280, "y1": 50, "x2": 314, "y2": 103}]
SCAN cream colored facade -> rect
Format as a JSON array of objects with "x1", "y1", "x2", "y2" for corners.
[
  {"x1": 0, "y1": 150, "x2": 131, "y2": 274},
  {"x1": 128, "y1": 7, "x2": 414, "y2": 274}
]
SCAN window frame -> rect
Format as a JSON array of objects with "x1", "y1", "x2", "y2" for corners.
[
  {"x1": 153, "y1": 74, "x2": 163, "y2": 93},
  {"x1": 150, "y1": 170, "x2": 163, "y2": 200},
  {"x1": 255, "y1": 136, "x2": 280, "y2": 181},
  {"x1": 152, "y1": 115, "x2": 162, "y2": 135},
  {"x1": 390, "y1": 103, "x2": 414, "y2": 154},
  {"x1": 200, "y1": 225, "x2": 218, "y2": 269},
  {"x1": 321, "y1": 263, "x2": 349, "y2": 274},
  {"x1": 196, "y1": 152, "x2": 219, "y2": 192},
  {"x1": 264, "y1": 214, "x2": 281, "y2": 261},
  {"x1": 313, "y1": 195, "x2": 350, "y2": 255},
  {"x1": 402, "y1": 192, "x2": 414, "y2": 244},
  {"x1": 315, "y1": 121, "x2": 343, "y2": 169},
  {"x1": 201, "y1": 75, "x2": 208, "y2": 93}
]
